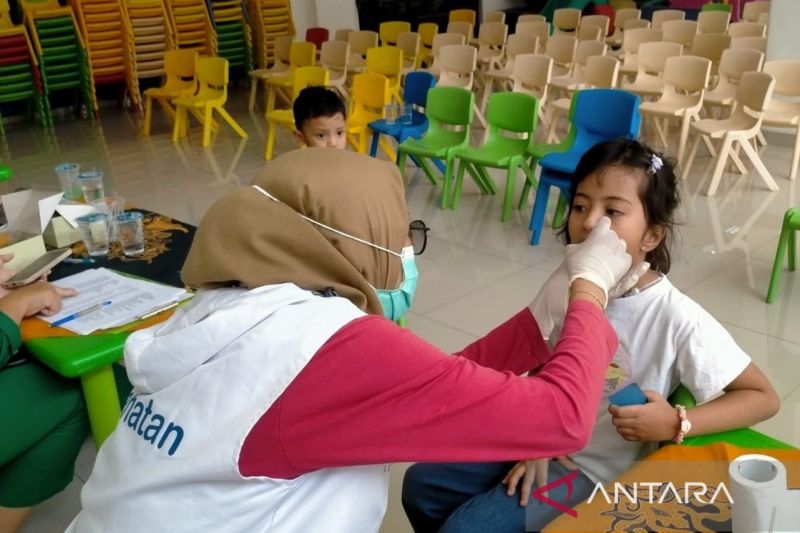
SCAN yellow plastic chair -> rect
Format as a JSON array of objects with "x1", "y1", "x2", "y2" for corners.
[
  {"x1": 417, "y1": 22, "x2": 438, "y2": 65},
  {"x1": 264, "y1": 41, "x2": 316, "y2": 112},
  {"x1": 682, "y1": 71, "x2": 778, "y2": 196},
  {"x1": 379, "y1": 20, "x2": 411, "y2": 46},
  {"x1": 172, "y1": 57, "x2": 248, "y2": 147},
  {"x1": 449, "y1": 8, "x2": 476, "y2": 27},
  {"x1": 143, "y1": 49, "x2": 198, "y2": 135},
  {"x1": 365, "y1": 46, "x2": 402, "y2": 104},
  {"x1": 347, "y1": 72, "x2": 391, "y2": 156},
  {"x1": 264, "y1": 65, "x2": 329, "y2": 159}
]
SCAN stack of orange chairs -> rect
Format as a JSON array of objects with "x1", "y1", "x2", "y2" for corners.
[
  {"x1": 72, "y1": 0, "x2": 138, "y2": 111},
  {"x1": 166, "y1": 0, "x2": 215, "y2": 56},
  {"x1": 247, "y1": 0, "x2": 294, "y2": 69},
  {"x1": 125, "y1": 0, "x2": 176, "y2": 107}
]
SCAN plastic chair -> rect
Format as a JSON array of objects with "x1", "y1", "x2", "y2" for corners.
[
  {"x1": 425, "y1": 32, "x2": 465, "y2": 77},
  {"x1": 515, "y1": 21, "x2": 549, "y2": 53},
  {"x1": 248, "y1": 35, "x2": 293, "y2": 111},
  {"x1": 762, "y1": 59, "x2": 800, "y2": 180},
  {"x1": 484, "y1": 10, "x2": 505, "y2": 24},
  {"x1": 452, "y1": 91, "x2": 539, "y2": 221},
  {"x1": 365, "y1": 45, "x2": 402, "y2": 103},
  {"x1": 730, "y1": 36, "x2": 767, "y2": 53},
  {"x1": 436, "y1": 44, "x2": 484, "y2": 127},
  {"x1": 397, "y1": 86, "x2": 475, "y2": 207},
  {"x1": 682, "y1": 71, "x2": 777, "y2": 196},
  {"x1": 263, "y1": 65, "x2": 329, "y2": 159},
  {"x1": 143, "y1": 49, "x2": 197, "y2": 135},
  {"x1": 742, "y1": 1, "x2": 770, "y2": 23},
  {"x1": 697, "y1": 10, "x2": 730, "y2": 34},
  {"x1": 617, "y1": 27, "x2": 662, "y2": 81},
  {"x1": 766, "y1": 208, "x2": 800, "y2": 303},
  {"x1": 264, "y1": 41, "x2": 316, "y2": 113},
  {"x1": 553, "y1": 7, "x2": 581, "y2": 34},
  {"x1": 704, "y1": 47, "x2": 764, "y2": 114},
  {"x1": 517, "y1": 14, "x2": 546, "y2": 24},
  {"x1": 347, "y1": 30, "x2": 378, "y2": 72},
  {"x1": 579, "y1": 14, "x2": 610, "y2": 38},
  {"x1": 606, "y1": 8, "x2": 641, "y2": 48},
  {"x1": 479, "y1": 33, "x2": 538, "y2": 110},
  {"x1": 510, "y1": 53, "x2": 553, "y2": 128},
  {"x1": 639, "y1": 55, "x2": 711, "y2": 163},
  {"x1": 526, "y1": 89, "x2": 641, "y2": 245},
  {"x1": 449, "y1": 8, "x2": 476, "y2": 28},
  {"x1": 334, "y1": 28, "x2": 353, "y2": 42},
  {"x1": 728, "y1": 21, "x2": 767, "y2": 38},
  {"x1": 620, "y1": 41, "x2": 682, "y2": 100},
  {"x1": 662, "y1": 19, "x2": 698, "y2": 50},
  {"x1": 651, "y1": 9, "x2": 685, "y2": 30},
  {"x1": 305, "y1": 26, "x2": 329, "y2": 51},
  {"x1": 446, "y1": 21, "x2": 473, "y2": 42},
  {"x1": 576, "y1": 24, "x2": 603, "y2": 42},
  {"x1": 320, "y1": 40, "x2": 349, "y2": 102},
  {"x1": 368, "y1": 70, "x2": 436, "y2": 163},
  {"x1": 417, "y1": 22, "x2": 438, "y2": 65},
  {"x1": 757, "y1": 12, "x2": 769, "y2": 27},
  {"x1": 346, "y1": 72, "x2": 390, "y2": 155},
  {"x1": 544, "y1": 34, "x2": 577, "y2": 77},
  {"x1": 550, "y1": 39, "x2": 608, "y2": 95},
  {"x1": 475, "y1": 21, "x2": 508, "y2": 67},
  {"x1": 689, "y1": 33, "x2": 732, "y2": 76},
  {"x1": 397, "y1": 31, "x2": 422, "y2": 72},
  {"x1": 172, "y1": 57, "x2": 247, "y2": 147},
  {"x1": 379, "y1": 20, "x2": 411, "y2": 46}
]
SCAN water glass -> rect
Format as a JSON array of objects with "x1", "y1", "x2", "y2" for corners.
[
  {"x1": 75, "y1": 212, "x2": 110, "y2": 256},
  {"x1": 54, "y1": 163, "x2": 81, "y2": 200},
  {"x1": 384, "y1": 103, "x2": 399, "y2": 125},
  {"x1": 116, "y1": 211, "x2": 145, "y2": 256},
  {"x1": 400, "y1": 103, "x2": 414, "y2": 125},
  {"x1": 79, "y1": 171, "x2": 105, "y2": 204},
  {"x1": 91, "y1": 194, "x2": 126, "y2": 241}
]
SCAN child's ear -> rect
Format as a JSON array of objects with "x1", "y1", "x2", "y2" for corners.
[
  {"x1": 294, "y1": 130, "x2": 307, "y2": 147},
  {"x1": 642, "y1": 224, "x2": 666, "y2": 252}
]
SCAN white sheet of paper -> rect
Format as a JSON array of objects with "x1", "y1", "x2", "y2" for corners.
[
  {"x1": 0, "y1": 190, "x2": 64, "y2": 234},
  {"x1": 44, "y1": 268, "x2": 189, "y2": 335}
]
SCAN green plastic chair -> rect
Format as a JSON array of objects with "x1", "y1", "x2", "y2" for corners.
[
  {"x1": 667, "y1": 384, "x2": 793, "y2": 449},
  {"x1": 701, "y1": 2, "x2": 733, "y2": 13},
  {"x1": 397, "y1": 86, "x2": 489, "y2": 209},
  {"x1": 451, "y1": 91, "x2": 540, "y2": 222},
  {"x1": 766, "y1": 207, "x2": 800, "y2": 304}
]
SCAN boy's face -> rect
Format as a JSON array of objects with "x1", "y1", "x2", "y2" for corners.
[{"x1": 296, "y1": 113, "x2": 347, "y2": 150}]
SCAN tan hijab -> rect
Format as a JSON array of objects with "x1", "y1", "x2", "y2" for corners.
[{"x1": 181, "y1": 148, "x2": 409, "y2": 315}]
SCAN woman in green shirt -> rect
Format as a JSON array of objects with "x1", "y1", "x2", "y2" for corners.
[{"x1": 0, "y1": 273, "x2": 81, "y2": 533}]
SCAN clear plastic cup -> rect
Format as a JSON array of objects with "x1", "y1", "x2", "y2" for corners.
[
  {"x1": 90, "y1": 194, "x2": 125, "y2": 241},
  {"x1": 75, "y1": 212, "x2": 110, "y2": 256},
  {"x1": 78, "y1": 171, "x2": 105, "y2": 204},
  {"x1": 400, "y1": 103, "x2": 413, "y2": 125},
  {"x1": 384, "y1": 103, "x2": 399, "y2": 125},
  {"x1": 116, "y1": 212, "x2": 144, "y2": 256},
  {"x1": 54, "y1": 163, "x2": 81, "y2": 200}
]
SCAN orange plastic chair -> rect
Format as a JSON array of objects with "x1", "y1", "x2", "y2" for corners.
[
  {"x1": 143, "y1": 50, "x2": 198, "y2": 135},
  {"x1": 172, "y1": 57, "x2": 248, "y2": 147},
  {"x1": 264, "y1": 65, "x2": 329, "y2": 160}
]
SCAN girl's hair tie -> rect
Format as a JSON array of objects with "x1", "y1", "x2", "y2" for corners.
[{"x1": 647, "y1": 153, "x2": 663, "y2": 175}]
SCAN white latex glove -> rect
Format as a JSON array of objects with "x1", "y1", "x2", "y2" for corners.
[
  {"x1": 528, "y1": 262, "x2": 569, "y2": 340},
  {"x1": 564, "y1": 217, "x2": 632, "y2": 300},
  {"x1": 607, "y1": 261, "x2": 651, "y2": 300}
]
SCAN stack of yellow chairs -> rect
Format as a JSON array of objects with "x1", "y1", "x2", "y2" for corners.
[
  {"x1": 166, "y1": 0, "x2": 215, "y2": 56},
  {"x1": 71, "y1": 0, "x2": 138, "y2": 111},
  {"x1": 125, "y1": 0, "x2": 176, "y2": 107},
  {"x1": 21, "y1": 0, "x2": 95, "y2": 117},
  {"x1": 208, "y1": 0, "x2": 252, "y2": 76},
  {"x1": 247, "y1": 0, "x2": 294, "y2": 69}
]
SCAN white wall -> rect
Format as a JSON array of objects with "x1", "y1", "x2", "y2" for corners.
[
  {"x1": 766, "y1": 0, "x2": 800, "y2": 60},
  {"x1": 290, "y1": 0, "x2": 360, "y2": 36}
]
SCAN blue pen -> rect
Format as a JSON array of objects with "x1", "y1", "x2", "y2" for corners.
[
  {"x1": 50, "y1": 300, "x2": 112, "y2": 328},
  {"x1": 63, "y1": 257, "x2": 96, "y2": 265}
]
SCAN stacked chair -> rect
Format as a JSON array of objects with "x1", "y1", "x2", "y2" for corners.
[
  {"x1": 22, "y1": 0, "x2": 95, "y2": 119},
  {"x1": 125, "y1": 0, "x2": 176, "y2": 107},
  {"x1": 165, "y1": 0, "x2": 215, "y2": 57},
  {"x1": 248, "y1": 0, "x2": 293, "y2": 69},
  {"x1": 72, "y1": 0, "x2": 138, "y2": 111},
  {"x1": 208, "y1": 0, "x2": 253, "y2": 77},
  {"x1": 0, "y1": 5, "x2": 51, "y2": 131}
]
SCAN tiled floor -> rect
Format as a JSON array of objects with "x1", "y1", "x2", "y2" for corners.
[{"x1": 3, "y1": 87, "x2": 799, "y2": 533}]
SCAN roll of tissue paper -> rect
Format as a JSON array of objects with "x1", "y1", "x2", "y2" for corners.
[{"x1": 728, "y1": 454, "x2": 800, "y2": 532}]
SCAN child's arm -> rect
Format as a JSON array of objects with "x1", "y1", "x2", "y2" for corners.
[{"x1": 609, "y1": 363, "x2": 780, "y2": 442}]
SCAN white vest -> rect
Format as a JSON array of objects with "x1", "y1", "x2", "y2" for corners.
[{"x1": 67, "y1": 284, "x2": 389, "y2": 532}]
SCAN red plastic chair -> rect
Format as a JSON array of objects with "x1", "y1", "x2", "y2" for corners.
[
  {"x1": 305, "y1": 27, "x2": 330, "y2": 51},
  {"x1": 592, "y1": 3, "x2": 616, "y2": 36}
]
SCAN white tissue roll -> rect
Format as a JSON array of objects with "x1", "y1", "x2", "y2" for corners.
[{"x1": 729, "y1": 454, "x2": 799, "y2": 532}]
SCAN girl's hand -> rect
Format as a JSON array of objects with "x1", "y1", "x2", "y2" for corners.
[
  {"x1": 608, "y1": 390, "x2": 680, "y2": 442},
  {"x1": 502, "y1": 456, "x2": 578, "y2": 506}
]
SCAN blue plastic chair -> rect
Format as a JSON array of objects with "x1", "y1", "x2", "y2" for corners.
[
  {"x1": 528, "y1": 89, "x2": 641, "y2": 245},
  {"x1": 368, "y1": 71, "x2": 445, "y2": 175}
]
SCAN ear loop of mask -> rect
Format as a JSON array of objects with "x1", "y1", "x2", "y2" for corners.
[{"x1": 251, "y1": 185, "x2": 402, "y2": 258}]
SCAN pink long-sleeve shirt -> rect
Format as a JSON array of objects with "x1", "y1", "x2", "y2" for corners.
[{"x1": 240, "y1": 301, "x2": 617, "y2": 479}]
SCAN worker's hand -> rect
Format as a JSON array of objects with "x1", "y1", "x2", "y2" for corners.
[
  {"x1": 528, "y1": 262, "x2": 568, "y2": 341},
  {"x1": 0, "y1": 281, "x2": 78, "y2": 323},
  {"x1": 565, "y1": 217, "x2": 632, "y2": 301}
]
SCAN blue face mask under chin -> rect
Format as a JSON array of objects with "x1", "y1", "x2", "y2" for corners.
[{"x1": 375, "y1": 246, "x2": 419, "y2": 322}]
